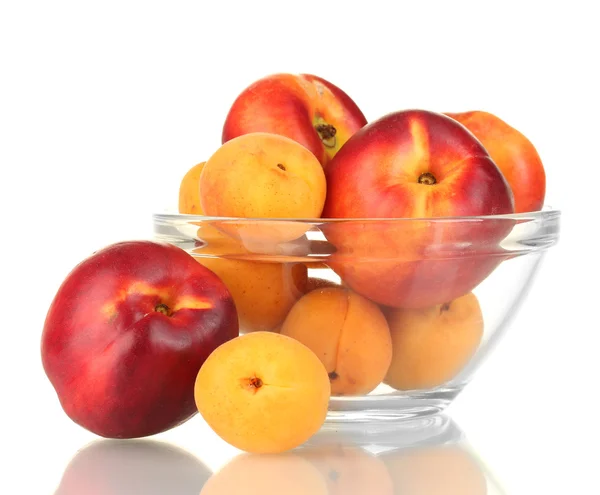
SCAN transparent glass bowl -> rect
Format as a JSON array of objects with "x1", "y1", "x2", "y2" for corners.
[{"x1": 153, "y1": 208, "x2": 560, "y2": 421}]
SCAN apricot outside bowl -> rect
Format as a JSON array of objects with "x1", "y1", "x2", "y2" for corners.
[{"x1": 153, "y1": 208, "x2": 560, "y2": 421}]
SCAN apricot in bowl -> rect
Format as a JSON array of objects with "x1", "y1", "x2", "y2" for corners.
[{"x1": 154, "y1": 208, "x2": 560, "y2": 421}]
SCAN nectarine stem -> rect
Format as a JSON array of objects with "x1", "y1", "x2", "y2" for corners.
[
  {"x1": 418, "y1": 172, "x2": 437, "y2": 185},
  {"x1": 155, "y1": 303, "x2": 171, "y2": 316},
  {"x1": 315, "y1": 123, "x2": 337, "y2": 148}
]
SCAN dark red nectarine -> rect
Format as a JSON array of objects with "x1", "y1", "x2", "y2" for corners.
[
  {"x1": 41, "y1": 241, "x2": 239, "y2": 438},
  {"x1": 322, "y1": 109, "x2": 514, "y2": 308},
  {"x1": 222, "y1": 73, "x2": 367, "y2": 167}
]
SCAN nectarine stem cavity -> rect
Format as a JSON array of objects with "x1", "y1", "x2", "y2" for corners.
[
  {"x1": 155, "y1": 303, "x2": 172, "y2": 316},
  {"x1": 315, "y1": 123, "x2": 337, "y2": 148},
  {"x1": 418, "y1": 172, "x2": 437, "y2": 185}
]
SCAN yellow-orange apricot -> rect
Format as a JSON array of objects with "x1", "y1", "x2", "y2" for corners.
[
  {"x1": 196, "y1": 258, "x2": 307, "y2": 333},
  {"x1": 280, "y1": 287, "x2": 392, "y2": 396},
  {"x1": 194, "y1": 332, "x2": 330, "y2": 454},
  {"x1": 200, "y1": 132, "x2": 327, "y2": 243},
  {"x1": 384, "y1": 292, "x2": 484, "y2": 390},
  {"x1": 178, "y1": 161, "x2": 206, "y2": 214}
]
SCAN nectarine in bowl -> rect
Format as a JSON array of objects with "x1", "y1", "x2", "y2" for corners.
[{"x1": 153, "y1": 207, "x2": 560, "y2": 421}]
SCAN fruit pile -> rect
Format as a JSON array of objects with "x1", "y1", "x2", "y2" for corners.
[{"x1": 42, "y1": 72, "x2": 546, "y2": 454}]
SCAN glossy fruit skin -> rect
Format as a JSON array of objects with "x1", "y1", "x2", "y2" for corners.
[
  {"x1": 322, "y1": 109, "x2": 515, "y2": 308},
  {"x1": 222, "y1": 73, "x2": 367, "y2": 166},
  {"x1": 41, "y1": 240, "x2": 239, "y2": 439},
  {"x1": 446, "y1": 110, "x2": 546, "y2": 213},
  {"x1": 178, "y1": 161, "x2": 206, "y2": 214}
]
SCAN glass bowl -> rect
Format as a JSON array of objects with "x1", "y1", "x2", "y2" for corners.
[{"x1": 152, "y1": 208, "x2": 560, "y2": 421}]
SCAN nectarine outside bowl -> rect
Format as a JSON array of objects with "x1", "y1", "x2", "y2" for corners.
[{"x1": 153, "y1": 208, "x2": 560, "y2": 421}]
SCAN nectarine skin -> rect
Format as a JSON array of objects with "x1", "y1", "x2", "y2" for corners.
[
  {"x1": 41, "y1": 241, "x2": 239, "y2": 439},
  {"x1": 446, "y1": 110, "x2": 546, "y2": 213},
  {"x1": 222, "y1": 73, "x2": 367, "y2": 166},
  {"x1": 322, "y1": 109, "x2": 515, "y2": 308},
  {"x1": 323, "y1": 110, "x2": 514, "y2": 219}
]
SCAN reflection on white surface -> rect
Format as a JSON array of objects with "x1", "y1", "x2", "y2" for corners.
[
  {"x1": 54, "y1": 439, "x2": 211, "y2": 495},
  {"x1": 53, "y1": 415, "x2": 504, "y2": 494},
  {"x1": 201, "y1": 414, "x2": 505, "y2": 494}
]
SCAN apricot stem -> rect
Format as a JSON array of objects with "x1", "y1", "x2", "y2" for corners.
[
  {"x1": 315, "y1": 123, "x2": 337, "y2": 148},
  {"x1": 155, "y1": 303, "x2": 172, "y2": 316},
  {"x1": 440, "y1": 302, "x2": 451, "y2": 313},
  {"x1": 418, "y1": 172, "x2": 437, "y2": 185},
  {"x1": 241, "y1": 376, "x2": 264, "y2": 393},
  {"x1": 249, "y1": 376, "x2": 263, "y2": 389}
]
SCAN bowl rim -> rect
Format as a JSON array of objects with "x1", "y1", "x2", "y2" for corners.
[{"x1": 153, "y1": 205, "x2": 561, "y2": 224}]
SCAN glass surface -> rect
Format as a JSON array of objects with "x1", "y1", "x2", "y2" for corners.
[{"x1": 153, "y1": 209, "x2": 561, "y2": 420}]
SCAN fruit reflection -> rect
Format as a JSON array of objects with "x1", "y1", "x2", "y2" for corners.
[
  {"x1": 200, "y1": 415, "x2": 500, "y2": 494},
  {"x1": 298, "y1": 444, "x2": 393, "y2": 495},
  {"x1": 200, "y1": 453, "x2": 328, "y2": 495},
  {"x1": 382, "y1": 444, "x2": 488, "y2": 495},
  {"x1": 54, "y1": 439, "x2": 211, "y2": 495}
]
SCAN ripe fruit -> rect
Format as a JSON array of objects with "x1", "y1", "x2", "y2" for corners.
[
  {"x1": 322, "y1": 109, "x2": 515, "y2": 308},
  {"x1": 194, "y1": 332, "x2": 330, "y2": 454},
  {"x1": 446, "y1": 110, "x2": 546, "y2": 213},
  {"x1": 280, "y1": 287, "x2": 392, "y2": 395},
  {"x1": 178, "y1": 161, "x2": 206, "y2": 214},
  {"x1": 41, "y1": 241, "x2": 239, "y2": 439},
  {"x1": 55, "y1": 439, "x2": 211, "y2": 495},
  {"x1": 200, "y1": 453, "x2": 328, "y2": 495},
  {"x1": 222, "y1": 73, "x2": 367, "y2": 167},
  {"x1": 195, "y1": 258, "x2": 308, "y2": 333},
  {"x1": 384, "y1": 292, "x2": 484, "y2": 390},
  {"x1": 200, "y1": 132, "x2": 327, "y2": 243}
]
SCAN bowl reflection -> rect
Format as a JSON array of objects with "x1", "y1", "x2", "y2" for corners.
[
  {"x1": 201, "y1": 414, "x2": 504, "y2": 494},
  {"x1": 54, "y1": 439, "x2": 211, "y2": 495}
]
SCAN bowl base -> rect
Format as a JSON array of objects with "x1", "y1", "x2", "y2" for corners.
[{"x1": 325, "y1": 386, "x2": 461, "y2": 423}]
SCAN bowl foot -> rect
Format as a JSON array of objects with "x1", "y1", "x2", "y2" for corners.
[{"x1": 325, "y1": 387, "x2": 461, "y2": 423}]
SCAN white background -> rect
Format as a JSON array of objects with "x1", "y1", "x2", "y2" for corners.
[{"x1": 1, "y1": 1, "x2": 598, "y2": 493}]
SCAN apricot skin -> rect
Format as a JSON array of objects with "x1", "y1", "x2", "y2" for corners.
[
  {"x1": 195, "y1": 258, "x2": 307, "y2": 333},
  {"x1": 194, "y1": 332, "x2": 331, "y2": 454},
  {"x1": 200, "y1": 132, "x2": 326, "y2": 220},
  {"x1": 178, "y1": 161, "x2": 206, "y2": 214},
  {"x1": 384, "y1": 292, "x2": 484, "y2": 391},
  {"x1": 280, "y1": 287, "x2": 392, "y2": 396}
]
